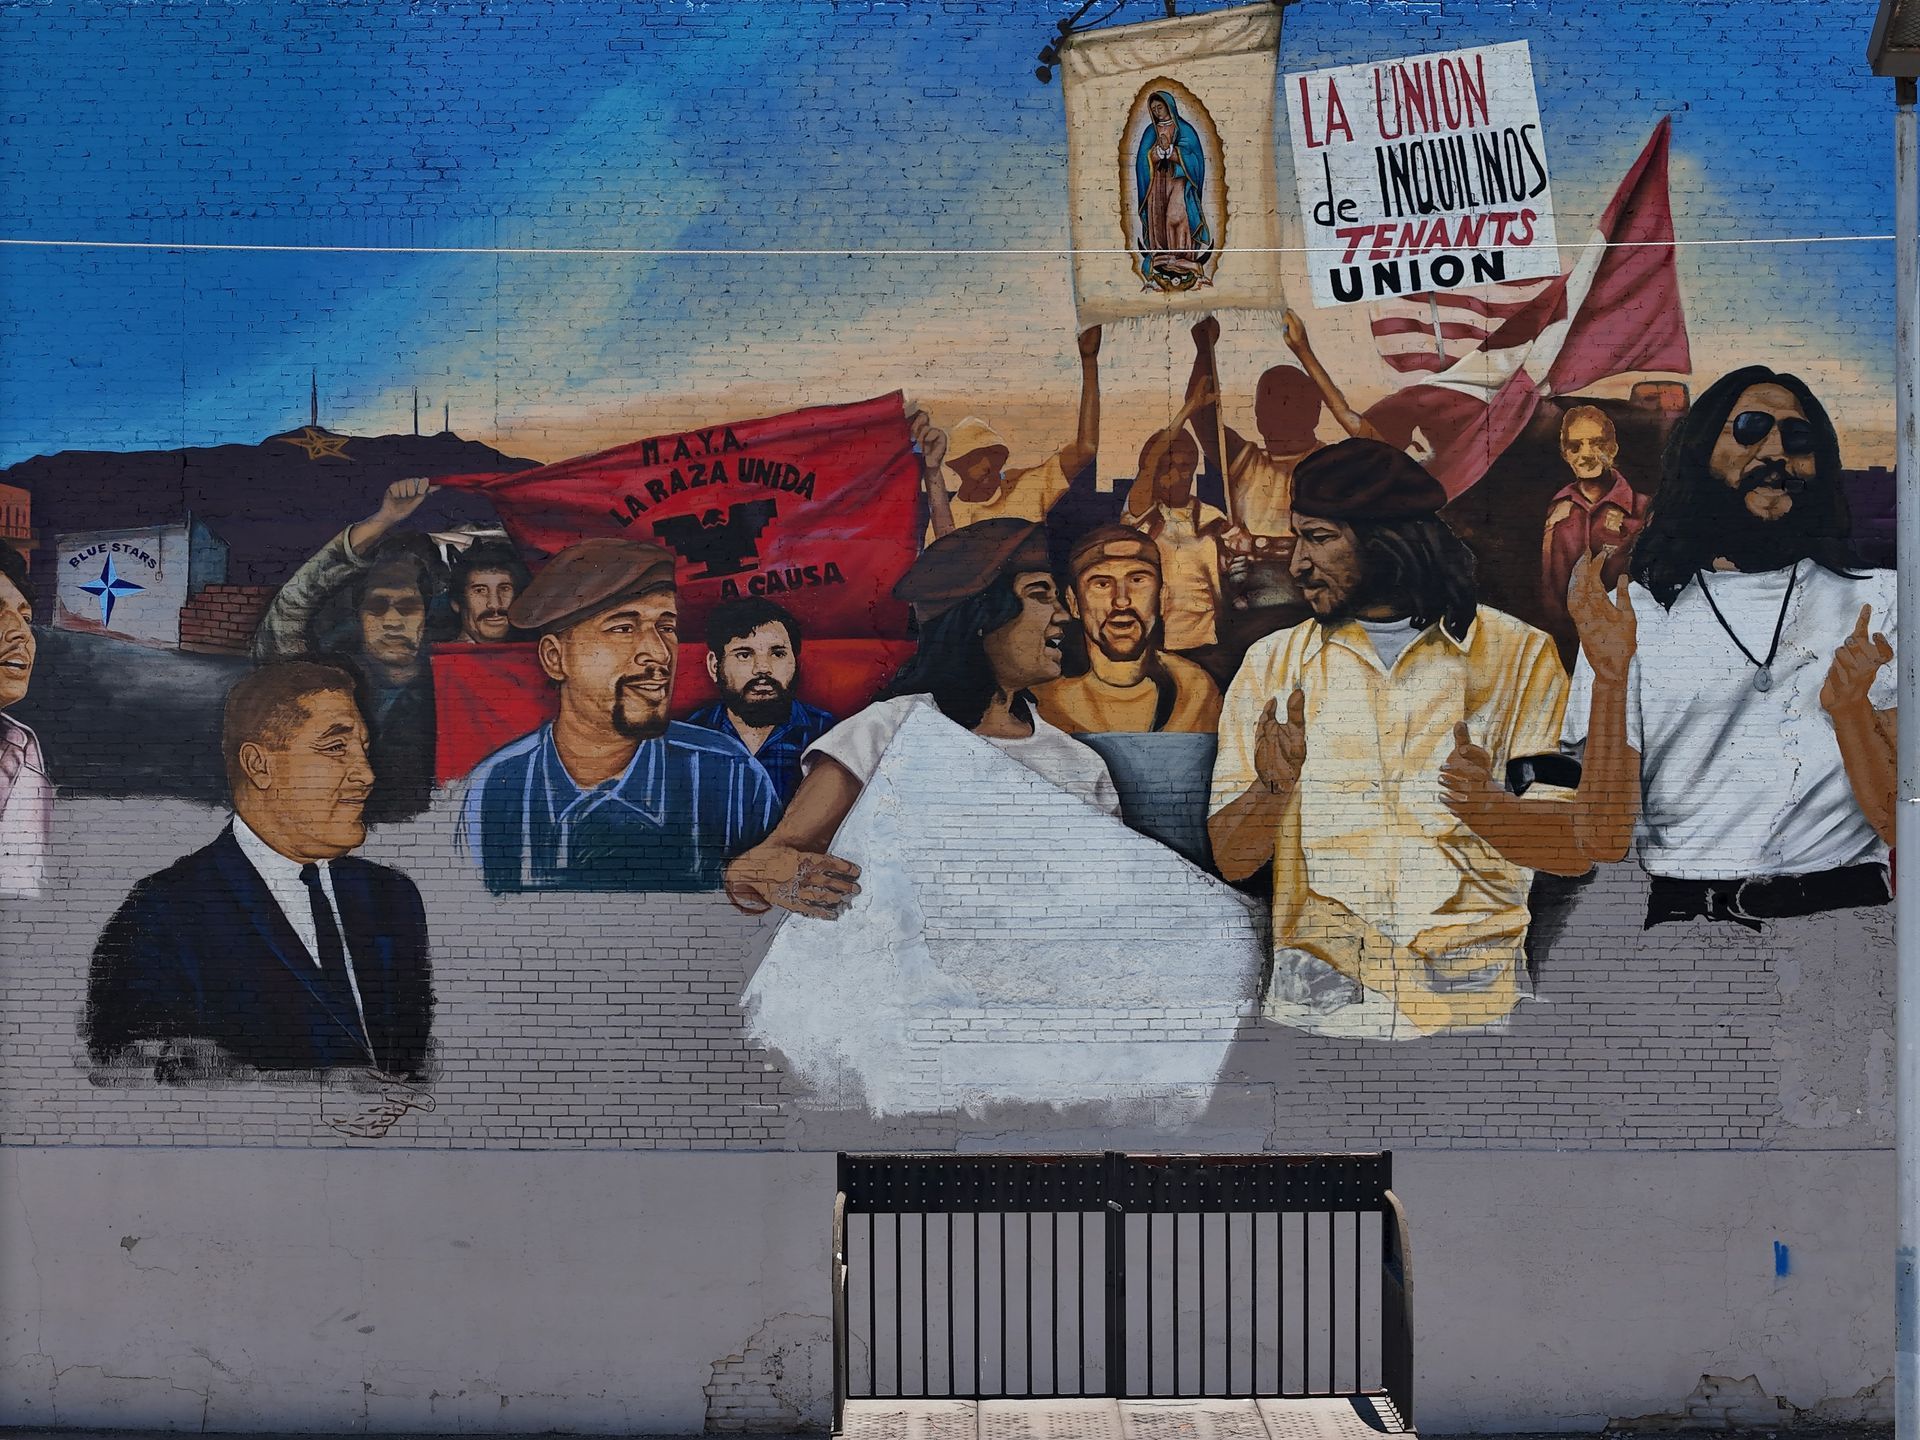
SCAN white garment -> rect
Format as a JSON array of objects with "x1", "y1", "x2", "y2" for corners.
[
  {"x1": 804, "y1": 694, "x2": 1122, "y2": 817},
  {"x1": 1563, "y1": 564, "x2": 1897, "y2": 880},
  {"x1": 0, "y1": 714, "x2": 50, "y2": 898},
  {"x1": 1355, "y1": 618, "x2": 1421, "y2": 671}
]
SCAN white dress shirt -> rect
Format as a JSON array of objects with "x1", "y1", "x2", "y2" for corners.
[
  {"x1": 0, "y1": 714, "x2": 50, "y2": 898},
  {"x1": 230, "y1": 815, "x2": 371, "y2": 1047}
]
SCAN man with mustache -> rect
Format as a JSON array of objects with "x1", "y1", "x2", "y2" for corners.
[
  {"x1": 85, "y1": 662, "x2": 434, "y2": 1081},
  {"x1": 1539, "y1": 404, "x2": 1649, "y2": 627},
  {"x1": 1209, "y1": 439, "x2": 1576, "y2": 1038},
  {"x1": 1561, "y1": 366, "x2": 1897, "y2": 927},
  {"x1": 685, "y1": 597, "x2": 835, "y2": 807},
  {"x1": 462, "y1": 538, "x2": 779, "y2": 893},
  {"x1": 1034, "y1": 525, "x2": 1221, "y2": 734},
  {"x1": 0, "y1": 543, "x2": 48, "y2": 897},
  {"x1": 448, "y1": 540, "x2": 530, "y2": 645},
  {"x1": 254, "y1": 476, "x2": 441, "y2": 822}
]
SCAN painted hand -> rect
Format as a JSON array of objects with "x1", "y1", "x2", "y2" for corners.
[
  {"x1": 908, "y1": 408, "x2": 948, "y2": 479},
  {"x1": 1821, "y1": 603, "x2": 1894, "y2": 715},
  {"x1": 730, "y1": 845, "x2": 863, "y2": 921},
  {"x1": 1190, "y1": 315, "x2": 1220, "y2": 349},
  {"x1": 1439, "y1": 722, "x2": 1502, "y2": 830},
  {"x1": 1281, "y1": 308, "x2": 1308, "y2": 355},
  {"x1": 374, "y1": 476, "x2": 434, "y2": 527},
  {"x1": 1568, "y1": 549, "x2": 1637, "y2": 679},
  {"x1": 1254, "y1": 688, "x2": 1307, "y2": 798},
  {"x1": 1077, "y1": 324, "x2": 1103, "y2": 358}
]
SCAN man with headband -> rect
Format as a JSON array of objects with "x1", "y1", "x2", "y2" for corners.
[{"x1": 1035, "y1": 525, "x2": 1220, "y2": 734}]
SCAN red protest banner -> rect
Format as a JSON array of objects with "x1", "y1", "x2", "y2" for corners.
[{"x1": 436, "y1": 392, "x2": 920, "y2": 640}]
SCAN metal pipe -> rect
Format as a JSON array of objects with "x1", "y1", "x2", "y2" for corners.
[{"x1": 1897, "y1": 70, "x2": 1920, "y2": 1440}]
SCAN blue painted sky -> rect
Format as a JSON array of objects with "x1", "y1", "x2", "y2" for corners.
[{"x1": 0, "y1": 0, "x2": 1898, "y2": 469}]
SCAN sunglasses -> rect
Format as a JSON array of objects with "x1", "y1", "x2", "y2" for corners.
[{"x1": 1728, "y1": 410, "x2": 1816, "y2": 455}]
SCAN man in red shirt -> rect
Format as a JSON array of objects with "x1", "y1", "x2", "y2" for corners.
[{"x1": 1540, "y1": 404, "x2": 1649, "y2": 627}]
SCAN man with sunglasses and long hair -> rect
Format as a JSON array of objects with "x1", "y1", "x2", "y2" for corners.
[{"x1": 1561, "y1": 366, "x2": 1897, "y2": 930}]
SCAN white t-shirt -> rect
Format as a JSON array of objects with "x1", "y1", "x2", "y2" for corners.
[
  {"x1": 1563, "y1": 564, "x2": 1897, "y2": 880},
  {"x1": 1356, "y1": 617, "x2": 1421, "y2": 671},
  {"x1": 804, "y1": 694, "x2": 1123, "y2": 817}
]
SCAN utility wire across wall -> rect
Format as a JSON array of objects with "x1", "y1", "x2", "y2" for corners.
[{"x1": 0, "y1": 234, "x2": 1896, "y2": 257}]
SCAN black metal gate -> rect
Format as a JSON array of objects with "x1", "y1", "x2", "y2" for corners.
[{"x1": 832, "y1": 1152, "x2": 1412, "y2": 1427}]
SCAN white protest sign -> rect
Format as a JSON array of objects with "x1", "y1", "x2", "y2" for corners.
[{"x1": 1286, "y1": 40, "x2": 1558, "y2": 308}]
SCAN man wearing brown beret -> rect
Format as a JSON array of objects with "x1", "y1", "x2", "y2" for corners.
[
  {"x1": 1208, "y1": 438, "x2": 1587, "y2": 1039},
  {"x1": 461, "y1": 538, "x2": 779, "y2": 894},
  {"x1": 1034, "y1": 526, "x2": 1220, "y2": 735}
]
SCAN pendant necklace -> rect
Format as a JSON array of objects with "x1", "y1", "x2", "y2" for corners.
[{"x1": 1696, "y1": 562, "x2": 1798, "y2": 693}]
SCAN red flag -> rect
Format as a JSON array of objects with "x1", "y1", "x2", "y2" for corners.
[
  {"x1": 1545, "y1": 116, "x2": 1691, "y2": 392},
  {"x1": 436, "y1": 392, "x2": 921, "y2": 640},
  {"x1": 1363, "y1": 119, "x2": 1689, "y2": 497}
]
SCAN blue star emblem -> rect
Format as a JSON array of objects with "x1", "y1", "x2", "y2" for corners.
[{"x1": 80, "y1": 556, "x2": 145, "y2": 627}]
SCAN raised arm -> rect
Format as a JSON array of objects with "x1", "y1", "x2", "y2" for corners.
[
  {"x1": 1186, "y1": 317, "x2": 1252, "y2": 479},
  {"x1": 907, "y1": 408, "x2": 956, "y2": 541},
  {"x1": 252, "y1": 477, "x2": 433, "y2": 660},
  {"x1": 1283, "y1": 309, "x2": 1386, "y2": 443},
  {"x1": 1057, "y1": 326, "x2": 1103, "y2": 480},
  {"x1": 1123, "y1": 378, "x2": 1218, "y2": 522},
  {"x1": 1822, "y1": 602, "x2": 1896, "y2": 846}
]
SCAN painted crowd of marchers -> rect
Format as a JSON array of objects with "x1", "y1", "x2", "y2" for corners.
[{"x1": 0, "y1": 98, "x2": 1899, "y2": 1082}]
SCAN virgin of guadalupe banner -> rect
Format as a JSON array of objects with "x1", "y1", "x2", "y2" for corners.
[{"x1": 1060, "y1": 3, "x2": 1287, "y2": 326}]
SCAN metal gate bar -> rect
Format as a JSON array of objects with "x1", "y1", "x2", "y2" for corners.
[{"x1": 834, "y1": 1152, "x2": 1411, "y2": 1430}]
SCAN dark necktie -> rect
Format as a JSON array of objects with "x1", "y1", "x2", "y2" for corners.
[{"x1": 299, "y1": 863, "x2": 369, "y2": 1056}]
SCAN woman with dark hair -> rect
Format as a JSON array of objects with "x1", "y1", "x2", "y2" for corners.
[{"x1": 724, "y1": 519, "x2": 1120, "y2": 919}]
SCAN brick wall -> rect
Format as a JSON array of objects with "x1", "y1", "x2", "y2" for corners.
[
  {"x1": 0, "y1": 0, "x2": 1902, "y2": 1428},
  {"x1": 177, "y1": 583, "x2": 274, "y2": 655}
]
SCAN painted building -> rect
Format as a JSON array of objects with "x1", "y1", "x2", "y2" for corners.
[
  {"x1": 0, "y1": 482, "x2": 28, "y2": 566},
  {"x1": 0, "y1": 0, "x2": 1904, "y2": 1433},
  {"x1": 51, "y1": 519, "x2": 228, "y2": 647}
]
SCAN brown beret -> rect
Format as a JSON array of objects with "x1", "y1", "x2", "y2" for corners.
[
  {"x1": 1066, "y1": 524, "x2": 1161, "y2": 579},
  {"x1": 894, "y1": 518, "x2": 1050, "y2": 623},
  {"x1": 1291, "y1": 438, "x2": 1447, "y2": 522},
  {"x1": 509, "y1": 538, "x2": 678, "y2": 636}
]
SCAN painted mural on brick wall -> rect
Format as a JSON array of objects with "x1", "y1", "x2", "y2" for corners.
[{"x1": 0, "y1": 4, "x2": 1897, "y2": 1115}]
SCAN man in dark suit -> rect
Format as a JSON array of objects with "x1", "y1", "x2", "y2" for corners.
[{"x1": 86, "y1": 661, "x2": 434, "y2": 1082}]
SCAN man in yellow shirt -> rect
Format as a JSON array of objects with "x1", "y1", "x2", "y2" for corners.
[
  {"x1": 1208, "y1": 439, "x2": 1583, "y2": 1040},
  {"x1": 930, "y1": 327, "x2": 1102, "y2": 540},
  {"x1": 1035, "y1": 526, "x2": 1221, "y2": 735}
]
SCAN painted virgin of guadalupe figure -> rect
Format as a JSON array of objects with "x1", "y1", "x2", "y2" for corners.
[{"x1": 1134, "y1": 91, "x2": 1213, "y2": 291}]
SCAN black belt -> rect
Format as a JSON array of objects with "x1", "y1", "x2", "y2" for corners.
[{"x1": 1645, "y1": 863, "x2": 1891, "y2": 930}]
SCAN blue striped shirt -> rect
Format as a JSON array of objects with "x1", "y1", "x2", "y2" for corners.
[
  {"x1": 463, "y1": 722, "x2": 778, "y2": 894},
  {"x1": 683, "y1": 699, "x2": 837, "y2": 807}
]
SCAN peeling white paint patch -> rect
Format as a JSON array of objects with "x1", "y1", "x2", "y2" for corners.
[{"x1": 741, "y1": 707, "x2": 1265, "y2": 1117}]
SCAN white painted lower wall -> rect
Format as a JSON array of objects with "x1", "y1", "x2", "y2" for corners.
[{"x1": 0, "y1": 1147, "x2": 1891, "y2": 1434}]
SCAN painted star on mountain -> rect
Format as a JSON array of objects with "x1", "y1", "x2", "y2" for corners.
[{"x1": 276, "y1": 426, "x2": 353, "y2": 460}]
